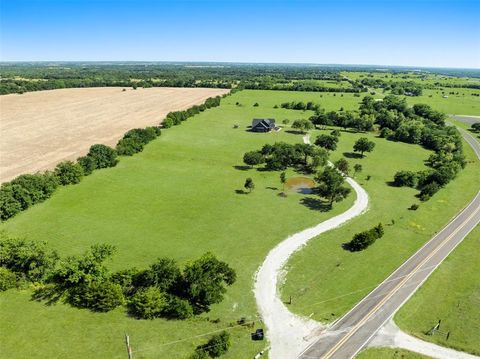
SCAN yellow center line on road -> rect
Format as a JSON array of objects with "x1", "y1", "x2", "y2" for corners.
[{"x1": 319, "y1": 203, "x2": 480, "y2": 359}]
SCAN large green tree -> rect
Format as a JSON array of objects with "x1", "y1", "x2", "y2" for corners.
[
  {"x1": 181, "y1": 253, "x2": 236, "y2": 314},
  {"x1": 353, "y1": 137, "x2": 375, "y2": 157},
  {"x1": 315, "y1": 134, "x2": 339, "y2": 152},
  {"x1": 315, "y1": 167, "x2": 351, "y2": 206}
]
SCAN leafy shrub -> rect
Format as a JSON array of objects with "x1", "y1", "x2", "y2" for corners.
[
  {"x1": 67, "y1": 280, "x2": 124, "y2": 312},
  {"x1": 0, "y1": 236, "x2": 58, "y2": 282},
  {"x1": 9, "y1": 172, "x2": 59, "y2": 204},
  {"x1": 345, "y1": 223, "x2": 384, "y2": 251},
  {"x1": 409, "y1": 204, "x2": 419, "y2": 210},
  {"x1": 379, "y1": 127, "x2": 394, "y2": 139},
  {"x1": 181, "y1": 253, "x2": 236, "y2": 314},
  {"x1": 162, "y1": 116, "x2": 174, "y2": 128},
  {"x1": 195, "y1": 331, "x2": 231, "y2": 358},
  {"x1": 128, "y1": 286, "x2": 167, "y2": 319},
  {"x1": 419, "y1": 182, "x2": 440, "y2": 201},
  {"x1": 162, "y1": 294, "x2": 193, "y2": 319},
  {"x1": 315, "y1": 134, "x2": 338, "y2": 152},
  {"x1": 87, "y1": 144, "x2": 118, "y2": 169},
  {"x1": 0, "y1": 172, "x2": 59, "y2": 221},
  {"x1": 77, "y1": 155, "x2": 97, "y2": 176},
  {"x1": 291, "y1": 119, "x2": 314, "y2": 133},
  {"x1": 0, "y1": 267, "x2": 17, "y2": 291},
  {"x1": 393, "y1": 171, "x2": 417, "y2": 187},
  {"x1": 54, "y1": 161, "x2": 84, "y2": 185},
  {"x1": 116, "y1": 138, "x2": 144, "y2": 156},
  {"x1": 243, "y1": 151, "x2": 265, "y2": 167},
  {"x1": 123, "y1": 127, "x2": 160, "y2": 144},
  {"x1": 140, "y1": 258, "x2": 182, "y2": 292},
  {"x1": 52, "y1": 244, "x2": 115, "y2": 289},
  {"x1": 0, "y1": 185, "x2": 23, "y2": 220},
  {"x1": 111, "y1": 268, "x2": 139, "y2": 296}
]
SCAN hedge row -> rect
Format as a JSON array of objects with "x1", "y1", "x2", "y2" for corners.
[
  {"x1": 0, "y1": 94, "x2": 228, "y2": 222},
  {"x1": 162, "y1": 96, "x2": 222, "y2": 128}
]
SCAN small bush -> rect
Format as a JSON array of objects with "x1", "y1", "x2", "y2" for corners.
[
  {"x1": 163, "y1": 295, "x2": 193, "y2": 319},
  {"x1": 87, "y1": 144, "x2": 118, "y2": 169},
  {"x1": 380, "y1": 127, "x2": 394, "y2": 139},
  {"x1": 345, "y1": 223, "x2": 384, "y2": 251},
  {"x1": 393, "y1": 171, "x2": 417, "y2": 187},
  {"x1": 128, "y1": 286, "x2": 167, "y2": 319},
  {"x1": 68, "y1": 280, "x2": 125, "y2": 312},
  {"x1": 162, "y1": 117, "x2": 174, "y2": 128},
  {"x1": 77, "y1": 155, "x2": 97, "y2": 176},
  {"x1": 116, "y1": 138, "x2": 144, "y2": 156},
  {"x1": 54, "y1": 161, "x2": 84, "y2": 185},
  {"x1": 419, "y1": 182, "x2": 440, "y2": 201},
  {"x1": 195, "y1": 331, "x2": 230, "y2": 358},
  {"x1": 0, "y1": 267, "x2": 17, "y2": 291},
  {"x1": 409, "y1": 203, "x2": 419, "y2": 210},
  {"x1": 0, "y1": 185, "x2": 23, "y2": 220}
]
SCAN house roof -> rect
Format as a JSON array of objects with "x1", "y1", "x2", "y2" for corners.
[{"x1": 252, "y1": 118, "x2": 275, "y2": 129}]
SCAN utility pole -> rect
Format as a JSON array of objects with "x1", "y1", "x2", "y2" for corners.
[{"x1": 125, "y1": 334, "x2": 133, "y2": 359}]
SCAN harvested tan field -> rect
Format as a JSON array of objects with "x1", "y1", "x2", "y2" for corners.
[{"x1": 0, "y1": 87, "x2": 229, "y2": 183}]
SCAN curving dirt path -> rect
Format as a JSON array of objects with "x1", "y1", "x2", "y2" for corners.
[{"x1": 253, "y1": 135, "x2": 369, "y2": 358}]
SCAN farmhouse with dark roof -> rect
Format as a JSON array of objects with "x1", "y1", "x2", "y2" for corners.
[{"x1": 251, "y1": 118, "x2": 276, "y2": 132}]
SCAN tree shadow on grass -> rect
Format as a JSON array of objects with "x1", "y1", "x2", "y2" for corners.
[
  {"x1": 235, "y1": 189, "x2": 248, "y2": 195},
  {"x1": 266, "y1": 186, "x2": 279, "y2": 191},
  {"x1": 385, "y1": 180, "x2": 397, "y2": 187},
  {"x1": 285, "y1": 130, "x2": 305, "y2": 135},
  {"x1": 233, "y1": 165, "x2": 251, "y2": 171},
  {"x1": 343, "y1": 152, "x2": 363, "y2": 159},
  {"x1": 300, "y1": 197, "x2": 331, "y2": 212},
  {"x1": 31, "y1": 284, "x2": 65, "y2": 306}
]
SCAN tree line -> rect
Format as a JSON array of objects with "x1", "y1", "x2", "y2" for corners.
[
  {"x1": 357, "y1": 95, "x2": 465, "y2": 201},
  {"x1": 0, "y1": 235, "x2": 236, "y2": 320}
]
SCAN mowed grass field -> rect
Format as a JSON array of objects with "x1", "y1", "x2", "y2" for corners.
[
  {"x1": 0, "y1": 89, "x2": 364, "y2": 359},
  {"x1": 281, "y1": 121, "x2": 480, "y2": 324},
  {"x1": 406, "y1": 89, "x2": 480, "y2": 116}
]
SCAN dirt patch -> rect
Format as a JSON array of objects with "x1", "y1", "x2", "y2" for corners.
[
  {"x1": 285, "y1": 177, "x2": 316, "y2": 194},
  {"x1": 0, "y1": 87, "x2": 229, "y2": 183}
]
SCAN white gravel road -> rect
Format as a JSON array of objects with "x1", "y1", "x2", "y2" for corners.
[{"x1": 253, "y1": 135, "x2": 370, "y2": 358}]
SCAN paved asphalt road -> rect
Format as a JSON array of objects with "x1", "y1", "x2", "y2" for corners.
[
  {"x1": 298, "y1": 123, "x2": 480, "y2": 359},
  {"x1": 451, "y1": 115, "x2": 480, "y2": 126}
]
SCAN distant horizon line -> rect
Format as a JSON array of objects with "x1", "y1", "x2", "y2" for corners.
[{"x1": 1, "y1": 60, "x2": 479, "y2": 71}]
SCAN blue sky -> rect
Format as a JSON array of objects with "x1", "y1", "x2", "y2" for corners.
[{"x1": 1, "y1": 0, "x2": 479, "y2": 68}]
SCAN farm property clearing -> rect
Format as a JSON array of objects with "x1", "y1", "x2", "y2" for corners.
[
  {"x1": 1, "y1": 86, "x2": 479, "y2": 358},
  {"x1": 0, "y1": 87, "x2": 229, "y2": 182}
]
